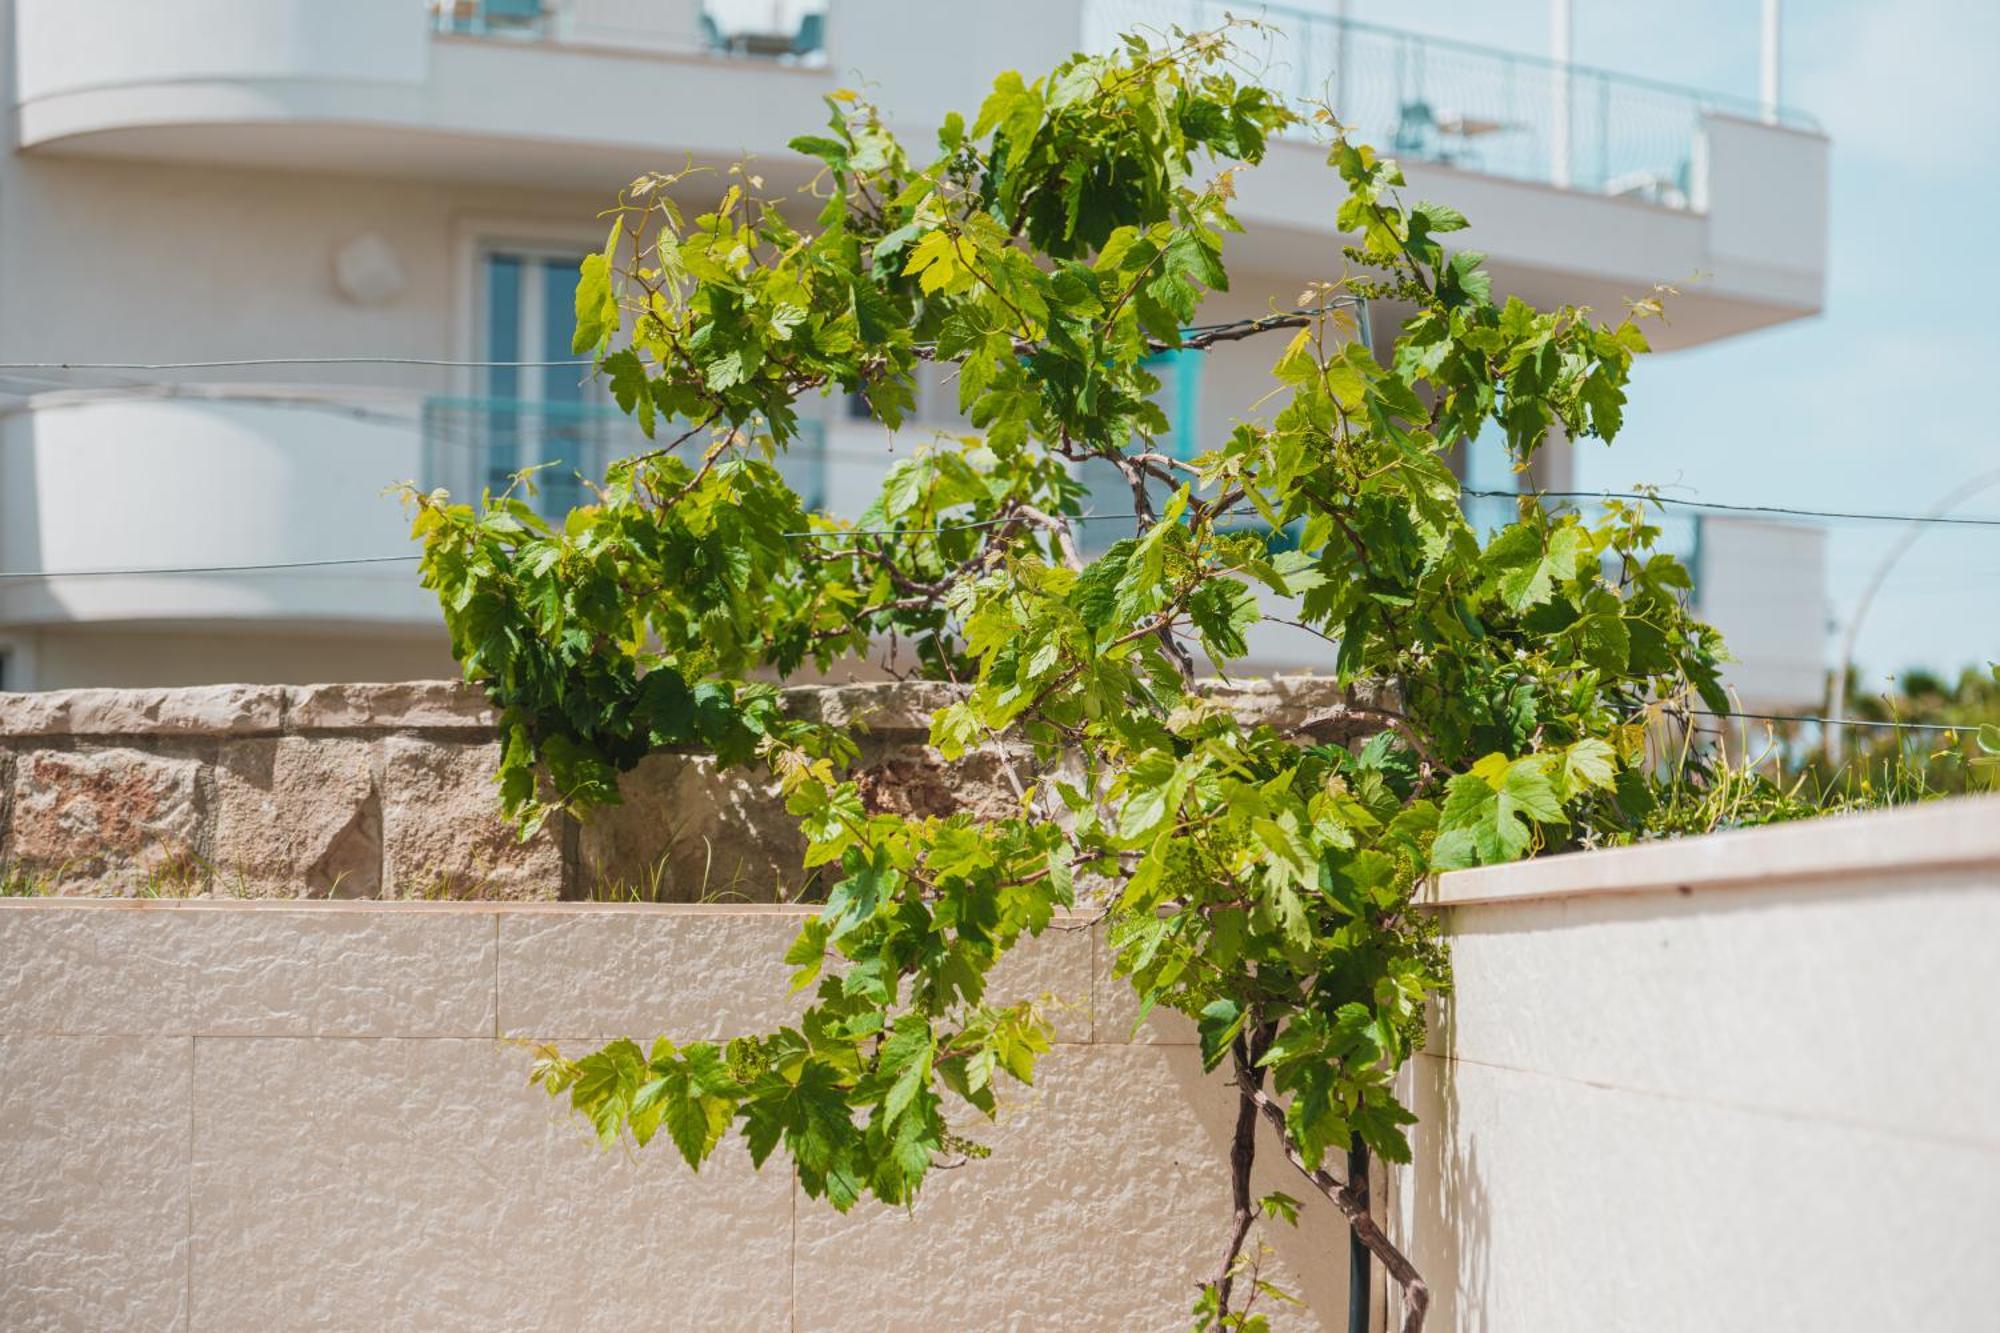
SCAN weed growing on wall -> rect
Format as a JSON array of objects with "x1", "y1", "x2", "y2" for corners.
[{"x1": 407, "y1": 24, "x2": 1725, "y2": 1329}]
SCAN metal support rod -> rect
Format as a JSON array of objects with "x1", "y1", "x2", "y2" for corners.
[
  {"x1": 1346, "y1": 1138, "x2": 1371, "y2": 1333},
  {"x1": 1549, "y1": 0, "x2": 1573, "y2": 187},
  {"x1": 1760, "y1": 0, "x2": 1783, "y2": 123},
  {"x1": 1333, "y1": 0, "x2": 1351, "y2": 115}
]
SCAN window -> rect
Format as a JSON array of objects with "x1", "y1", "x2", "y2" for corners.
[
  {"x1": 437, "y1": 239, "x2": 827, "y2": 516},
  {"x1": 475, "y1": 248, "x2": 609, "y2": 518},
  {"x1": 1077, "y1": 350, "x2": 1202, "y2": 551},
  {"x1": 846, "y1": 360, "x2": 972, "y2": 429}
]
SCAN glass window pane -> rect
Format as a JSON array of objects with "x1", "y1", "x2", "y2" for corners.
[
  {"x1": 538, "y1": 257, "x2": 587, "y2": 516},
  {"x1": 483, "y1": 254, "x2": 523, "y2": 496}
]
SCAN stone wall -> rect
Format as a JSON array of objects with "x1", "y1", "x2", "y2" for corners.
[
  {"x1": 0, "y1": 677, "x2": 1377, "y2": 901},
  {"x1": 0, "y1": 899, "x2": 1357, "y2": 1331}
]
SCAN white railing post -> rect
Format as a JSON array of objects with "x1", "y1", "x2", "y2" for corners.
[
  {"x1": 1549, "y1": 0, "x2": 1573, "y2": 188},
  {"x1": 1760, "y1": 0, "x2": 1783, "y2": 123},
  {"x1": 1333, "y1": 0, "x2": 1350, "y2": 118}
]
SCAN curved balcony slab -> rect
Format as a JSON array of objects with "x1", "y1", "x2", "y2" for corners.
[
  {"x1": 0, "y1": 389, "x2": 437, "y2": 628},
  {"x1": 14, "y1": 0, "x2": 833, "y2": 193}
]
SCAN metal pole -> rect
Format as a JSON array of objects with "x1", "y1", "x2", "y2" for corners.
[
  {"x1": 1827, "y1": 469, "x2": 2000, "y2": 763},
  {"x1": 1550, "y1": 0, "x2": 1573, "y2": 188},
  {"x1": 1334, "y1": 0, "x2": 1351, "y2": 117},
  {"x1": 1346, "y1": 1139, "x2": 1371, "y2": 1333},
  {"x1": 1760, "y1": 0, "x2": 1783, "y2": 123}
]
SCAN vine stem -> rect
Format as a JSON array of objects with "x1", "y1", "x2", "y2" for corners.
[
  {"x1": 1233, "y1": 1051, "x2": 1431, "y2": 1333},
  {"x1": 1210, "y1": 1022, "x2": 1276, "y2": 1321}
]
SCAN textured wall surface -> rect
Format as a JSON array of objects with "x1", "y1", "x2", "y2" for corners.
[
  {"x1": 0, "y1": 900, "x2": 1353, "y2": 1331},
  {"x1": 1394, "y1": 796, "x2": 2000, "y2": 1333},
  {"x1": 7, "y1": 783, "x2": 1995, "y2": 1328},
  {"x1": 0, "y1": 677, "x2": 1377, "y2": 902}
]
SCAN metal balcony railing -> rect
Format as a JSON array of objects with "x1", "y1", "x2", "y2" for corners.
[
  {"x1": 421, "y1": 396, "x2": 828, "y2": 518},
  {"x1": 429, "y1": 1, "x2": 826, "y2": 62},
  {"x1": 1085, "y1": 1, "x2": 1818, "y2": 211}
]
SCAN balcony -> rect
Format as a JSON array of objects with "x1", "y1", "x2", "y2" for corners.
[
  {"x1": 419, "y1": 395, "x2": 829, "y2": 515},
  {"x1": 9, "y1": 0, "x2": 838, "y2": 191},
  {"x1": 0, "y1": 387, "x2": 435, "y2": 630},
  {"x1": 10, "y1": 1, "x2": 1825, "y2": 342},
  {"x1": 428, "y1": 1, "x2": 827, "y2": 63},
  {"x1": 0, "y1": 386, "x2": 828, "y2": 632},
  {"x1": 1089, "y1": 1, "x2": 1819, "y2": 211}
]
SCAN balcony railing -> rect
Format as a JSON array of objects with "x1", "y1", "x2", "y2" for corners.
[
  {"x1": 1085, "y1": 1, "x2": 1818, "y2": 211},
  {"x1": 429, "y1": 1, "x2": 826, "y2": 62},
  {"x1": 421, "y1": 396, "x2": 827, "y2": 518}
]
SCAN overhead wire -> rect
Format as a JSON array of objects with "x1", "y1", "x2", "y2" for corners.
[
  {"x1": 1689, "y1": 710, "x2": 1976, "y2": 737},
  {"x1": 1462, "y1": 488, "x2": 2000, "y2": 529}
]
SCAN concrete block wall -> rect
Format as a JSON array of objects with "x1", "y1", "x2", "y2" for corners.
[
  {"x1": 0, "y1": 900, "x2": 1355, "y2": 1331},
  {"x1": 1396, "y1": 795, "x2": 2000, "y2": 1333},
  {"x1": 0, "y1": 677, "x2": 1377, "y2": 902}
]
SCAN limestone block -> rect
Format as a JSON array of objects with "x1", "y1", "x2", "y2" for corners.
[
  {"x1": 577, "y1": 752, "x2": 806, "y2": 902},
  {"x1": 380, "y1": 737, "x2": 562, "y2": 900},
  {"x1": 212, "y1": 737, "x2": 380, "y2": 897},
  {"x1": 979, "y1": 916, "x2": 1095, "y2": 1044},
  {"x1": 284, "y1": 679, "x2": 495, "y2": 732},
  {"x1": 0, "y1": 903, "x2": 196, "y2": 1034},
  {"x1": 190, "y1": 1036, "x2": 794, "y2": 1330},
  {"x1": 0, "y1": 683, "x2": 283, "y2": 737},
  {"x1": 792, "y1": 1044, "x2": 1346, "y2": 1330},
  {"x1": 497, "y1": 905, "x2": 1093, "y2": 1045},
  {"x1": 188, "y1": 906, "x2": 497, "y2": 1037},
  {"x1": 1201, "y1": 674, "x2": 1391, "y2": 740},
  {"x1": 849, "y1": 736, "x2": 1029, "y2": 824},
  {"x1": 498, "y1": 907, "x2": 808, "y2": 1040},
  {"x1": 781, "y1": 679, "x2": 964, "y2": 733},
  {"x1": 5, "y1": 746, "x2": 209, "y2": 894},
  {"x1": 1092, "y1": 918, "x2": 1198, "y2": 1046},
  {"x1": 0, "y1": 1035, "x2": 191, "y2": 1331}
]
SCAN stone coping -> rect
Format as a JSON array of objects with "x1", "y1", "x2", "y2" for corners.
[
  {"x1": 0, "y1": 898, "x2": 824, "y2": 916},
  {"x1": 0, "y1": 674, "x2": 1373, "y2": 739},
  {"x1": 0, "y1": 681, "x2": 493, "y2": 738},
  {"x1": 1432, "y1": 793, "x2": 2000, "y2": 907},
  {"x1": 0, "y1": 898, "x2": 1104, "y2": 923}
]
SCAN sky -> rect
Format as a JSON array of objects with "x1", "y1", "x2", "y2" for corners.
[{"x1": 1326, "y1": 0, "x2": 2000, "y2": 694}]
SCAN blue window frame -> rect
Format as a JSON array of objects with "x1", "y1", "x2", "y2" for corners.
[{"x1": 475, "y1": 248, "x2": 601, "y2": 516}]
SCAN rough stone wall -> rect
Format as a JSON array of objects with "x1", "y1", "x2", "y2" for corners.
[{"x1": 0, "y1": 677, "x2": 1379, "y2": 901}]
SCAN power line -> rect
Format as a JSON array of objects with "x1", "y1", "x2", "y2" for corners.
[
  {"x1": 1471, "y1": 488, "x2": 2000, "y2": 529},
  {"x1": 7, "y1": 486, "x2": 1994, "y2": 580},
  {"x1": 0, "y1": 554, "x2": 420, "y2": 580},
  {"x1": 0, "y1": 357, "x2": 594, "y2": 372},
  {"x1": 10, "y1": 371, "x2": 1999, "y2": 532},
  {"x1": 1691, "y1": 709, "x2": 1974, "y2": 736}
]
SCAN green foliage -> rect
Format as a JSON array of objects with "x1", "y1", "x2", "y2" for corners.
[
  {"x1": 1815, "y1": 662, "x2": 2000, "y2": 797},
  {"x1": 408, "y1": 23, "x2": 1731, "y2": 1325},
  {"x1": 1629, "y1": 662, "x2": 2000, "y2": 840}
]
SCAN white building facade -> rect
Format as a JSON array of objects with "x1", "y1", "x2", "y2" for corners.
[{"x1": 0, "y1": 0, "x2": 1828, "y2": 702}]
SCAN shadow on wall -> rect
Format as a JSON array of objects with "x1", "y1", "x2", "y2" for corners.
[
  {"x1": 1156, "y1": 1023, "x2": 1358, "y2": 1327},
  {"x1": 1400, "y1": 996, "x2": 1493, "y2": 1333}
]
